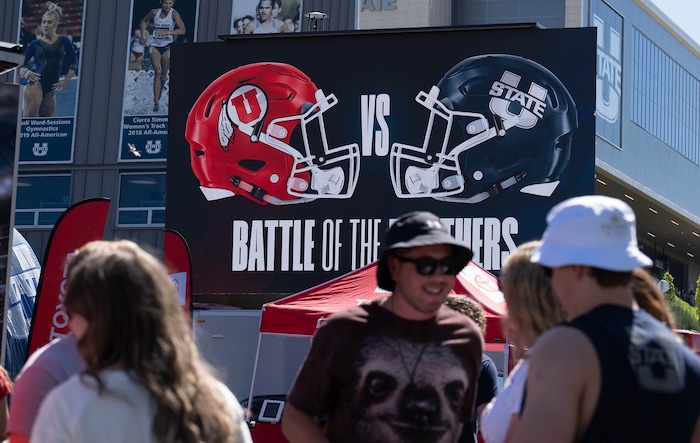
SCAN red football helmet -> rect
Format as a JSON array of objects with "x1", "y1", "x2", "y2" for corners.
[{"x1": 186, "y1": 62, "x2": 360, "y2": 205}]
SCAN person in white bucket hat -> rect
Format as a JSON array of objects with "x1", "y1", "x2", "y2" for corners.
[{"x1": 511, "y1": 195, "x2": 700, "y2": 443}]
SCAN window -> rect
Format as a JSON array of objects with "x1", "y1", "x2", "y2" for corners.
[
  {"x1": 117, "y1": 172, "x2": 166, "y2": 226},
  {"x1": 15, "y1": 174, "x2": 71, "y2": 227},
  {"x1": 631, "y1": 29, "x2": 700, "y2": 165}
]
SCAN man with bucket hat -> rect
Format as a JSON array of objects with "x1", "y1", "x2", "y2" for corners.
[
  {"x1": 512, "y1": 195, "x2": 700, "y2": 443},
  {"x1": 282, "y1": 211, "x2": 484, "y2": 443}
]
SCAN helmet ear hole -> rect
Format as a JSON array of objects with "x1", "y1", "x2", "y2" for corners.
[
  {"x1": 545, "y1": 85, "x2": 559, "y2": 109},
  {"x1": 301, "y1": 102, "x2": 314, "y2": 114},
  {"x1": 555, "y1": 137, "x2": 570, "y2": 149},
  {"x1": 238, "y1": 159, "x2": 266, "y2": 172},
  {"x1": 204, "y1": 94, "x2": 217, "y2": 118},
  {"x1": 440, "y1": 97, "x2": 454, "y2": 110}
]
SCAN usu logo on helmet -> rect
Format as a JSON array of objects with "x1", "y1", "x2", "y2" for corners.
[
  {"x1": 390, "y1": 54, "x2": 578, "y2": 204},
  {"x1": 186, "y1": 62, "x2": 360, "y2": 205}
]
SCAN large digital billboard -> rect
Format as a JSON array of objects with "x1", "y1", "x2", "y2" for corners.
[{"x1": 167, "y1": 27, "x2": 596, "y2": 295}]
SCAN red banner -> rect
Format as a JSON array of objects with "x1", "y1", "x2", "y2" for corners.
[
  {"x1": 26, "y1": 199, "x2": 110, "y2": 357},
  {"x1": 163, "y1": 229, "x2": 192, "y2": 313}
]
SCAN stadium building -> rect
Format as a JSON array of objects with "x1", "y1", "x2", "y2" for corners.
[{"x1": 0, "y1": 0, "x2": 699, "y2": 294}]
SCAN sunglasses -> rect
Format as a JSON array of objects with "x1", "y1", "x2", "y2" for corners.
[{"x1": 393, "y1": 255, "x2": 460, "y2": 276}]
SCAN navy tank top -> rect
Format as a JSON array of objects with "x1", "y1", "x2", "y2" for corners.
[{"x1": 569, "y1": 305, "x2": 700, "y2": 443}]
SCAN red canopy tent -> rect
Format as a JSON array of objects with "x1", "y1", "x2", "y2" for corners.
[{"x1": 259, "y1": 260, "x2": 507, "y2": 342}]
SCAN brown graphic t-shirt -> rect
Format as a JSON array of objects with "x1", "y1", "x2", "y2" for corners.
[{"x1": 287, "y1": 300, "x2": 483, "y2": 443}]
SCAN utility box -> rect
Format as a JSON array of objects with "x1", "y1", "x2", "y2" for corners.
[{"x1": 192, "y1": 306, "x2": 262, "y2": 400}]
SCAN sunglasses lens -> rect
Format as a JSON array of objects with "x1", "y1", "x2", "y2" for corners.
[
  {"x1": 396, "y1": 256, "x2": 459, "y2": 276},
  {"x1": 415, "y1": 257, "x2": 437, "y2": 275},
  {"x1": 440, "y1": 259, "x2": 456, "y2": 275}
]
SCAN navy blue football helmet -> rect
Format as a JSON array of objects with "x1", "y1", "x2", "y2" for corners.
[{"x1": 390, "y1": 54, "x2": 578, "y2": 203}]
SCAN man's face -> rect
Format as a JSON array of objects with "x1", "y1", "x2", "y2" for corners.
[
  {"x1": 161, "y1": 0, "x2": 175, "y2": 11},
  {"x1": 258, "y1": 1, "x2": 273, "y2": 22},
  {"x1": 389, "y1": 244, "x2": 456, "y2": 320}
]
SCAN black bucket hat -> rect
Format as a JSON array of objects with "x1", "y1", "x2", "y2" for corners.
[{"x1": 376, "y1": 211, "x2": 473, "y2": 291}]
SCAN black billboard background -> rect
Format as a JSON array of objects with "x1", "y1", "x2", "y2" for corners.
[{"x1": 167, "y1": 27, "x2": 596, "y2": 295}]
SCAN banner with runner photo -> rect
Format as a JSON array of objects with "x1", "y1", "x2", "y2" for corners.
[
  {"x1": 230, "y1": 0, "x2": 302, "y2": 35},
  {"x1": 17, "y1": 0, "x2": 85, "y2": 163},
  {"x1": 119, "y1": 0, "x2": 199, "y2": 162}
]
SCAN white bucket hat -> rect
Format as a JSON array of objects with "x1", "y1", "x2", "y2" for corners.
[{"x1": 531, "y1": 195, "x2": 652, "y2": 271}]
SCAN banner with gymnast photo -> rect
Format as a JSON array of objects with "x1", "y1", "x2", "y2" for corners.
[
  {"x1": 16, "y1": 0, "x2": 85, "y2": 163},
  {"x1": 119, "y1": 0, "x2": 199, "y2": 162},
  {"x1": 230, "y1": 0, "x2": 302, "y2": 35}
]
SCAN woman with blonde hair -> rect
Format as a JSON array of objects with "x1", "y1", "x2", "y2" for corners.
[
  {"x1": 19, "y1": 2, "x2": 78, "y2": 117},
  {"x1": 30, "y1": 240, "x2": 251, "y2": 443},
  {"x1": 480, "y1": 240, "x2": 566, "y2": 443}
]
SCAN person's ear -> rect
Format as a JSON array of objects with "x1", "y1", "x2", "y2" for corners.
[
  {"x1": 388, "y1": 256, "x2": 400, "y2": 281},
  {"x1": 571, "y1": 265, "x2": 587, "y2": 278}
]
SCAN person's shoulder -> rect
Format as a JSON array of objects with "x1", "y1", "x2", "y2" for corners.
[
  {"x1": 482, "y1": 353, "x2": 497, "y2": 368},
  {"x1": 323, "y1": 302, "x2": 375, "y2": 324},
  {"x1": 42, "y1": 372, "x2": 83, "y2": 405},
  {"x1": 528, "y1": 325, "x2": 596, "y2": 370},
  {"x1": 437, "y1": 304, "x2": 482, "y2": 330},
  {"x1": 24, "y1": 39, "x2": 39, "y2": 51},
  {"x1": 43, "y1": 334, "x2": 79, "y2": 355},
  {"x1": 532, "y1": 324, "x2": 591, "y2": 349},
  {"x1": 213, "y1": 380, "x2": 246, "y2": 417},
  {"x1": 481, "y1": 353, "x2": 499, "y2": 380},
  {"x1": 27, "y1": 335, "x2": 82, "y2": 371}
]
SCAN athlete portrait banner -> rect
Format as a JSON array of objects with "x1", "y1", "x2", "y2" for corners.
[
  {"x1": 16, "y1": 0, "x2": 85, "y2": 163},
  {"x1": 230, "y1": 0, "x2": 302, "y2": 35},
  {"x1": 119, "y1": 0, "x2": 199, "y2": 162},
  {"x1": 167, "y1": 27, "x2": 597, "y2": 295}
]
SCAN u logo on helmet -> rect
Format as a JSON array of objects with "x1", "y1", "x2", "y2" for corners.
[{"x1": 226, "y1": 85, "x2": 268, "y2": 130}]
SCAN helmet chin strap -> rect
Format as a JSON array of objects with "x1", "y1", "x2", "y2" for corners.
[
  {"x1": 230, "y1": 176, "x2": 315, "y2": 205},
  {"x1": 229, "y1": 165, "x2": 348, "y2": 205},
  {"x1": 435, "y1": 171, "x2": 527, "y2": 204}
]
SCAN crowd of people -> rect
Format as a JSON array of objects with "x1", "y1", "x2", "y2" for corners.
[
  {"x1": 279, "y1": 195, "x2": 700, "y2": 443},
  {"x1": 0, "y1": 194, "x2": 698, "y2": 442},
  {"x1": 5, "y1": 240, "x2": 252, "y2": 443}
]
